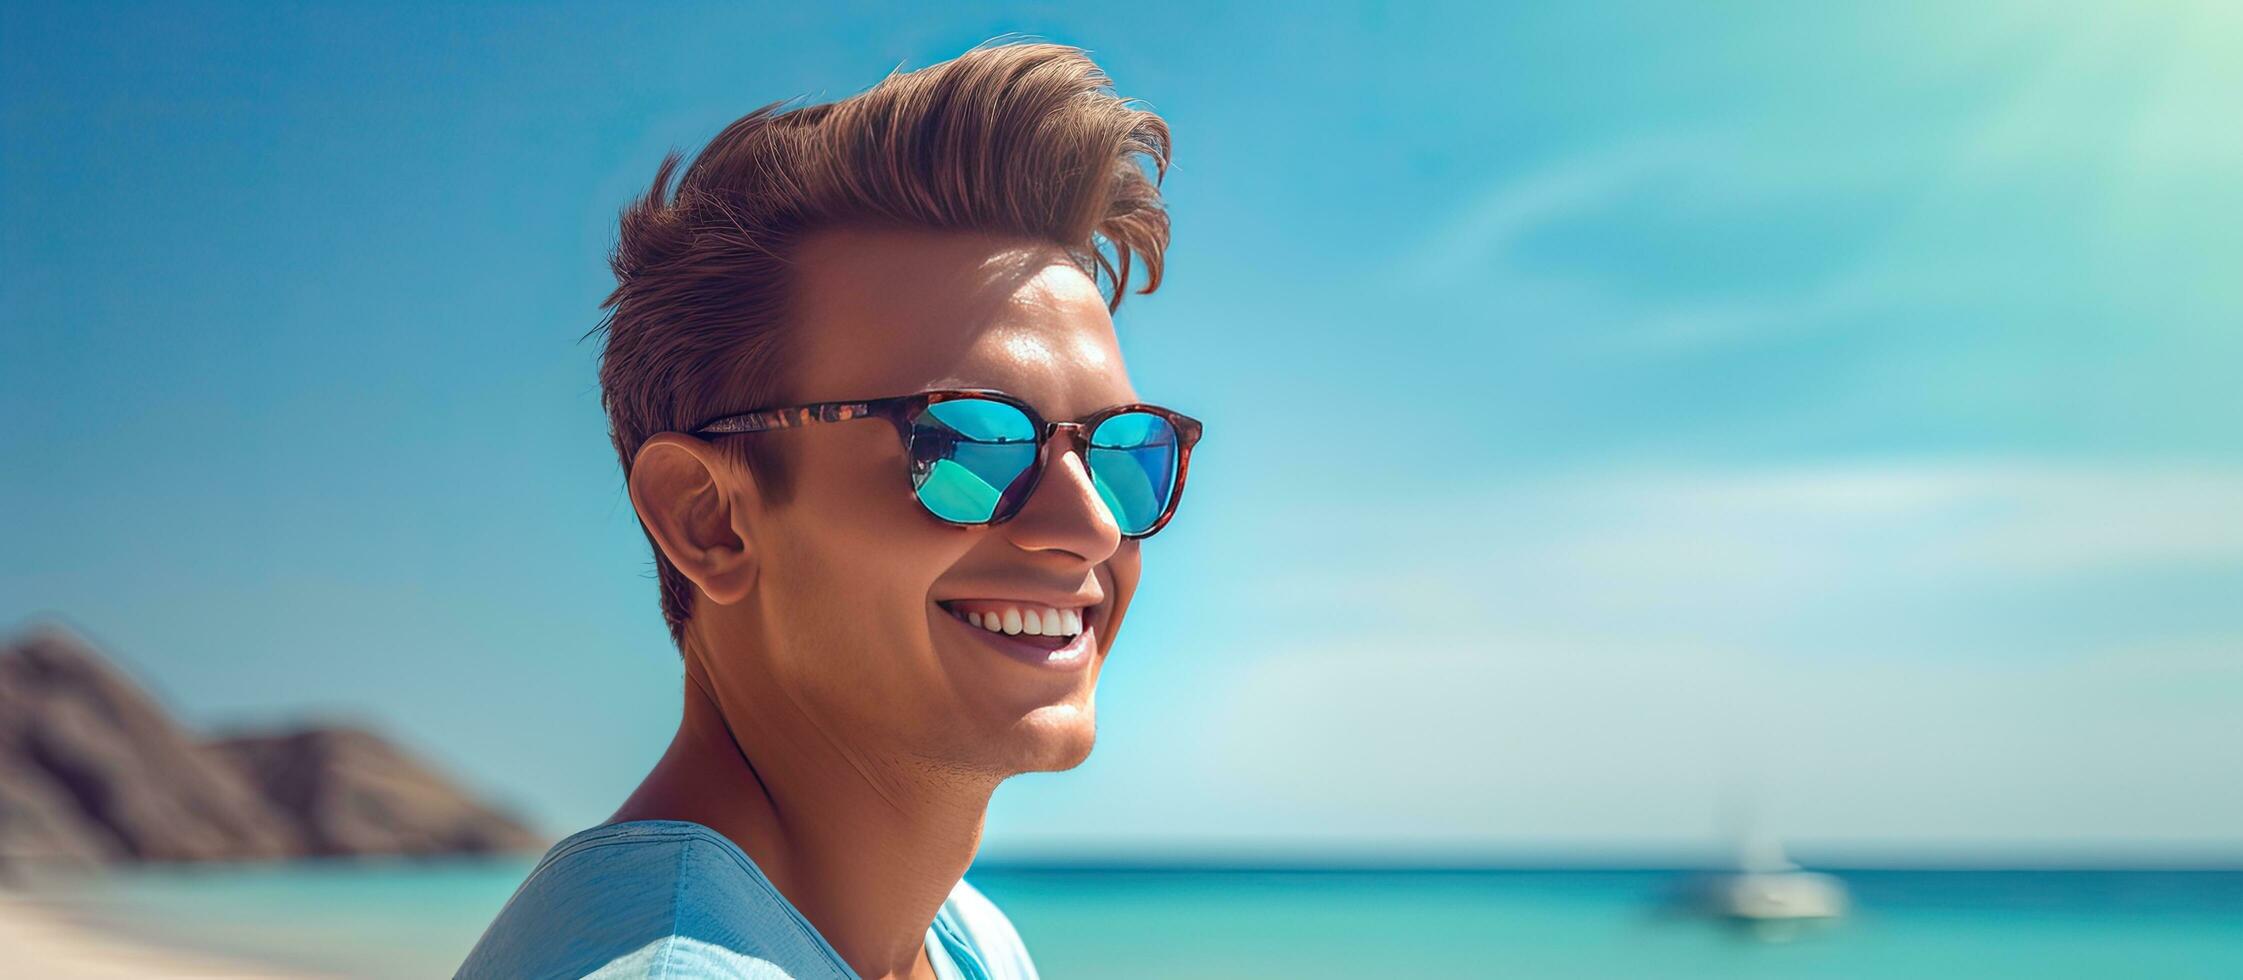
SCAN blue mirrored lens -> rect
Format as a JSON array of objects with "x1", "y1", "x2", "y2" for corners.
[
  {"x1": 910, "y1": 398, "x2": 1038, "y2": 523},
  {"x1": 1088, "y1": 412, "x2": 1180, "y2": 535}
]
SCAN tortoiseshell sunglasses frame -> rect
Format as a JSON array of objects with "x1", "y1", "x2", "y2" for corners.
[{"x1": 687, "y1": 388, "x2": 1203, "y2": 538}]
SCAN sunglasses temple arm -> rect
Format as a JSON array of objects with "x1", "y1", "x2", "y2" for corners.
[{"x1": 696, "y1": 399, "x2": 892, "y2": 435}]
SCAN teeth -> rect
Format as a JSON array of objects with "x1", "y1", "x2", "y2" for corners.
[{"x1": 948, "y1": 603, "x2": 1088, "y2": 638}]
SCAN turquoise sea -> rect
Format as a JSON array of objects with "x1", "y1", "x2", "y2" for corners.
[{"x1": 39, "y1": 860, "x2": 2243, "y2": 978}]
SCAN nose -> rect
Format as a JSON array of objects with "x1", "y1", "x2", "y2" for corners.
[{"x1": 1003, "y1": 423, "x2": 1124, "y2": 563}]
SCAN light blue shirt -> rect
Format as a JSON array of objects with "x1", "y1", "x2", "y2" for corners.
[{"x1": 456, "y1": 819, "x2": 1039, "y2": 980}]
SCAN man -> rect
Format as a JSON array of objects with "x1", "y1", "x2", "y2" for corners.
[{"x1": 457, "y1": 40, "x2": 1201, "y2": 980}]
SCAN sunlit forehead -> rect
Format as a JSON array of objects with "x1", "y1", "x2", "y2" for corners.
[
  {"x1": 925, "y1": 258, "x2": 1133, "y2": 417},
  {"x1": 940, "y1": 321, "x2": 1130, "y2": 421},
  {"x1": 993, "y1": 328, "x2": 1119, "y2": 376},
  {"x1": 999, "y1": 331, "x2": 1061, "y2": 370}
]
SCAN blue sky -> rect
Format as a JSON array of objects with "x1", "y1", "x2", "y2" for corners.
[{"x1": 6, "y1": 1, "x2": 2240, "y2": 861}]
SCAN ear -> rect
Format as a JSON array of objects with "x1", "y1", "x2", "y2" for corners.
[{"x1": 628, "y1": 433, "x2": 760, "y2": 607}]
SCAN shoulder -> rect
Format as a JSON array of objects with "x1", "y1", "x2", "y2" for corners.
[
  {"x1": 455, "y1": 821, "x2": 856, "y2": 980},
  {"x1": 932, "y1": 877, "x2": 1041, "y2": 980}
]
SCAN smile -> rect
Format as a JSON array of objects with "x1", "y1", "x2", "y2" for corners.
[{"x1": 937, "y1": 599, "x2": 1096, "y2": 669}]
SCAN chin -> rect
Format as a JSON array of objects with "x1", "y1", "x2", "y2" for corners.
[{"x1": 1003, "y1": 701, "x2": 1098, "y2": 773}]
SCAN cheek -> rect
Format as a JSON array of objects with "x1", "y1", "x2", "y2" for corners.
[
  {"x1": 1101, "y1": 541, "x2": 1145, "y2": 630},
  {"x1": 757, "y1": 523, "x2": 967, "y2": 696},
  {"x1": 769, "y1": 445, "x2": 971, "y2": 626},
  {"x1": 782, "y1": 430, "x2": 931, "y2": 543},
  {"x1": 1110, "y1": 543, "x2": 1144, "y2": 593}
]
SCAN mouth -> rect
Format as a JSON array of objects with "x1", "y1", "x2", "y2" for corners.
[{"x1": 936, "y1": 598, "x2": 1098, "y2": 670}]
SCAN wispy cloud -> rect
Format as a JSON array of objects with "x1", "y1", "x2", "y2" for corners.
[
  {"x1": 1390, "y1": 132, "x2": 1902, "y2": 354},
  {"x1": 1390, "y1": 14, "x2": 2243, "y2": 360},
  {"x1": 1179, "y1": 627, "x2": 2243, "y2": 849},
  {"x1": 1397, "y1": 135, "x2": 1712, "y2": 289},
  {"x1": 1151, "y1": 460, "x2": 2243, "y2": 849},
  {"x1": 1245, "y1": 459, "x2": 2243, "y2": 633}
]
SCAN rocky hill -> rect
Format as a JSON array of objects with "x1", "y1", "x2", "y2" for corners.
[{"x1": 0, "y1": 622, "x2": 545, "y2": 874}]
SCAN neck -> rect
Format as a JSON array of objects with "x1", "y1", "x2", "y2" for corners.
[{"x1": 611, "y1": 652, "x2": 998, "y2": 980}]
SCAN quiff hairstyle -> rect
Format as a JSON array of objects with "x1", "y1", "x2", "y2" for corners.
[{"x1": 590, "y1": 41, "x2": 1173, "y2": 648}]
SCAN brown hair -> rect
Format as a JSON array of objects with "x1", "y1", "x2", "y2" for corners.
[{"x1": 589, "y1": 40, "x2": 1173, "y2": 648}]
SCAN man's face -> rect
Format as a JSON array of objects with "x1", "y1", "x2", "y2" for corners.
[{"x1": 703, "y1": 227, "x2": 1144, "y2": 778}]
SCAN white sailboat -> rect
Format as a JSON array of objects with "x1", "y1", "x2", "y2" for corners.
[
  {"x1": 1699, "y1": 831, "x2": 1851, "y2": 923},
  {"x1": 1675, "y1": 781, "x2": 1852, "y2": 941}
]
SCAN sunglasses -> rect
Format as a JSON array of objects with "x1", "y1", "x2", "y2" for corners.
[{"x1": 689, "y1": 388, "x2": 1203, "y2": 538}]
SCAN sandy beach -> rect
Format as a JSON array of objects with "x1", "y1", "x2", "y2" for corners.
[{"x1": 0, "y1": 889, "x2": 324, "y2": 979}]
